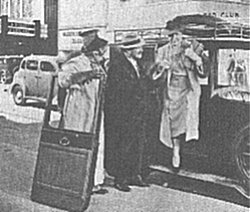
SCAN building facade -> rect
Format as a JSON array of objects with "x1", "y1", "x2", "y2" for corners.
[
  {"x1": 58, "y1": 0, "x2": 249, "y2": 52},
  {"x1": 0, "y1": 0, "x2": 58, "y2": 55}
]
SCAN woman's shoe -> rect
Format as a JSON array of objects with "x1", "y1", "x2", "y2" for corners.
[{"x1": 172, "y1": 151, "x2": 180, "y2": 168}]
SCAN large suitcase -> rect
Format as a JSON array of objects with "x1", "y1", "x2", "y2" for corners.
[{"x1": 31, "y1": 74, "x2": 104, "y2": 212}]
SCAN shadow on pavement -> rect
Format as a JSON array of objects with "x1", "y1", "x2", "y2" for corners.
[
  {"x1": 146, "y1": 170, "x2": 250, "y2": 208},
  {"x1": 0, "y1": 115, "x2": 42, "y2": 152},
  {"x1": 0, "y1": 115, "x2": 43, "y2": 203}
]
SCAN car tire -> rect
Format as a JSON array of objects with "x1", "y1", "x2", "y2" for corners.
[
  {"x1": 234, "y1": 124, "x2": 250, "y2": 198},
  {"x1": 13, "y1": 85, "x2": 25, "y2": 105}
]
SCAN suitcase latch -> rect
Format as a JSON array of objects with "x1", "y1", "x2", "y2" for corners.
[{"x1": 59, "y1": 136, "x2": 70, "y2": 146}]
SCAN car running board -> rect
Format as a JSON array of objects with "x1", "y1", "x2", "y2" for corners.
[{"x1": 150, "y1": 165, "x2": 249, "y2": 199}]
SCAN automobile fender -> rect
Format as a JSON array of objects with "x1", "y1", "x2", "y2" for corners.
[{"x1": 10, "y1": 80, "x2": 26, "y2": 97}]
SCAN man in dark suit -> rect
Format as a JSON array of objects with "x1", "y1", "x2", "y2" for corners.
[{"x1": 104, "y1": 34, "x2": 149, "y2": 192}]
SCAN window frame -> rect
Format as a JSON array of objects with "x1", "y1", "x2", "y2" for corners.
[
  {"x1": 26, "y1": 60, "x2": 38, "y2": 71},
  {"x1": 40, "y1": 61, "x2": 56, "y2": 72}
]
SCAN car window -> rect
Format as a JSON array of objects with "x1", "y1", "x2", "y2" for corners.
[
  {"x1": 27, "y1": 60, "x2": 38, "y2": 71},
  {"x1": 21, "y1": 60, "x2": 26, "y2": 69},
  {"x1": 217, "y1": 49, "x2": 249, "y2": 92},
  {"x1": 40, "y1": 61, "x2": 55, "y2": 72}
]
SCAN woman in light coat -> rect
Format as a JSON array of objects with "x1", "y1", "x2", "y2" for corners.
[{"x1": 154, "y1": 30, "x2": 207, "y2": 168}]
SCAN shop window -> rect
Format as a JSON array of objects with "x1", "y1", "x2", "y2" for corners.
[
  {"x1": 22, "y1": 0, "x2": 33, "y2": 18},
  {"x1": 10, "y1": 0, "x2": 21, "y2": 19},
  {"x1": 0, "y1": 0, "x2": 33, "y2": 19},
  {"x1": 0, "y1": 0, "x2": 9, "y2": 15}
]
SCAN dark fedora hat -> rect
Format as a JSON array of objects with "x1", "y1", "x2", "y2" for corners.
[
  {"x1": 85, "y1": 36, "x2": 108, "y2": 52},
  {"x1": 79, "y1": 29, "x2": 108, "y2": 53}
]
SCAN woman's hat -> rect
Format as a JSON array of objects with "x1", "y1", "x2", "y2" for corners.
[
  {"x1": 120, "y1": 33, "x2": 145, "y2": 49},
  {"x1": 165, "y1": 20, "x2": 184, "y2": 36}
]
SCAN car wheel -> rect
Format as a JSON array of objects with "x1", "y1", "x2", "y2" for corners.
[
  {"x1": 234, "y1": 124, "x2": 250, "y2": 198},
  {"x1": 13, "y1": 85, "x2": 25, "y2": 105}
]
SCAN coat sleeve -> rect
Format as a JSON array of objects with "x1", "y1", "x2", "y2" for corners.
[
  {"x1": 58, "y1": 57, "x2": 92, "y2": 88},
  {"x1": 58, "y1": 62, "x2": 76, "y2": 88}
]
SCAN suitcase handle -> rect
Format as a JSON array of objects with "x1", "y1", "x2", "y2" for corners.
[{"x1": 59, "y1": 136, "x2": 70, "y2": 146}]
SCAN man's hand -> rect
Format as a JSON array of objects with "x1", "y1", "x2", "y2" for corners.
[{"x1": 71, "y1": 70, "x2": 103, "y2": 85}]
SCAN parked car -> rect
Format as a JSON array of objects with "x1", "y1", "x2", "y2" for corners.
[
  {"x1": 11, "y1": 55, "x2": 59, "y2": 105},
  {"x1": 140, "y1": 17, "x2": 250, "y2": 200},
  {"x1": 0, "y1": 55, "x2": 23, "y2": 84}
]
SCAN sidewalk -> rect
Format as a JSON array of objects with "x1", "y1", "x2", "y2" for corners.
[
  {"x1": 1, "y1": 181, "x2": 248, "y2": 212},
  {"x1": 0, "y1": 141, "x2": 248, "y2": 212},
  {"x1": 0, "y1": 87, "x2": 248, "y2": 212}
]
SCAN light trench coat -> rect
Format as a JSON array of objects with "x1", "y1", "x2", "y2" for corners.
[
  {"x1": 156, "y1": 43, "x2": 203, "y2": 148},
  {"x1": 58, "y1": 54, "x2": 100, "y2": 133}
]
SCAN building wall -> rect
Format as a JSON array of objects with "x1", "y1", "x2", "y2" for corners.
[
  {"x1": 0, "y1": 0, "x2": 57, "y2": 55},
  {"x1": 0, "y1": 0, "x2": 44, "y2": 23},
  {"x1": 58, "y1": 0, "x2": 108, "y2": 51},
  {"x1": 57, "y1": 0, "x2": 249, "y2": 51},
  {"x1": 108, "y1": 0, "x2": 249, "y2": 30}
]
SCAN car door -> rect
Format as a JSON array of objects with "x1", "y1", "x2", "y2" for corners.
[
  {"x1": 206, "y1": 48, "x2": 250, "y2": 168},
  {"x1": 31, "y1": 75, "x2": 105, "y2": 211},
  {"x1": 37, "y1": 61, "x2": 56, "y2": 98},
  {"x1": 25, "y1": 59, "x2": 39, "y2": 96}
]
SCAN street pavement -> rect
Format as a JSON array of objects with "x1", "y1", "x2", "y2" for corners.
[{"x1": 0, "y1": 84, "x2": 249, "y2": 212}]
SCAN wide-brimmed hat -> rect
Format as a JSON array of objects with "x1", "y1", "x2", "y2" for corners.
[
  {"x1": 120, "y1": 33, "x2": 145, "y2": 49},
  {"x1": 165, "y1": 20, "x2": 184, "y2": 36}
]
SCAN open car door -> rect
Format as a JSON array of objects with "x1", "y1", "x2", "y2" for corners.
[{"x1": 31, "y1": 74, "x2": 105, "y2": 212}]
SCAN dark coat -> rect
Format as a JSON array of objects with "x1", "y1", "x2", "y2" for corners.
[{"x1": 104, "y1": 49, "x2": 148, "y2": 179}]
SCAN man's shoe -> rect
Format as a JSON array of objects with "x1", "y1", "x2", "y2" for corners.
[
  {"x1": 129, "y1": 175, "x2": 149, "y2": 187},
  {"x1": 91, "y1": 185, "x2": 109, "y2": 195},
  {"x1": 114, "y1": 182, "x2": 131, "y2": 192}
]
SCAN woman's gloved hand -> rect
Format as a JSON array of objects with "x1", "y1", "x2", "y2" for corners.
[
  {"x1": 185, "y1": 47, "x2": 203, "y2": 67},
  {"x1": 151, "y1": 61, "x2": 170, "y2": 80}
]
